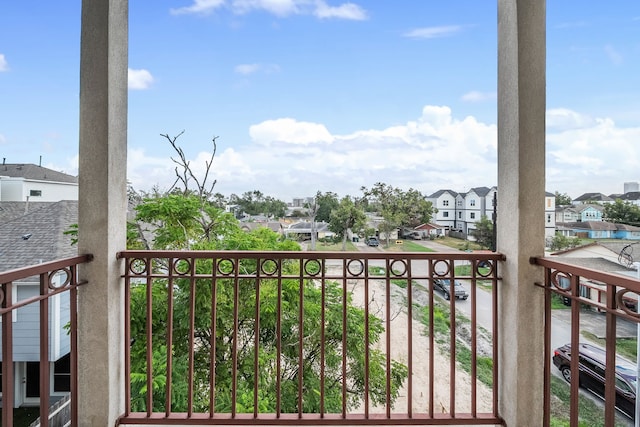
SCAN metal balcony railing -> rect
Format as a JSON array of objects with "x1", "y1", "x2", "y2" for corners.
[
  {"x1": 534, "y1": 256, "x2": 640, "y2": 426},
  {"x1": 117, "y1": 250, "x2": 504, "y2": 425},
  {"x1": 0, "y1": 255, "x2": 92, "y2": 427}
]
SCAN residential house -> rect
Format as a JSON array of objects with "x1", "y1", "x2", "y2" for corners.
[
  {"x1": 616, "y1": 191, "x2": 640, "y2": 207},
  {"x1": 555, "y1": 204, "x2": 604, "y2": 224},
  {"x1": 544, "y1": 192, "x2": 556, "y2": 238},
  {"x1": 571, "y1": 192, "x2": 614, "y2": 205},
  {"x1": 0, "y1": 163, "x2": 78, "y2": 202},
  {"x1": 551, "y1": 242, "x2": 639, "y2": 306},
  {"x1": 0, "y1": 200, "x2": 77, "y2": 407},
  {"x1": 414, "y1": 223, "x2": 446, "y2": 238},
  {"x1": 426, "y1": 189, "x2": 458, "y2": 230},
  {"x1": 460, "y1": 187, "x2": 493, "y2": 236}
]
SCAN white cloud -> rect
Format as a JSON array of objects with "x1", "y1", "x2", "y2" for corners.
[
  {"x1": 547, "y1": 109, "x2": 640, "y2": 196},
  {"x1": 604, "y1": 44, "x2": 623, "y2": 66},
  {"x1": 403, "y1": 25, "x2": 463, "y2": 39},
  {"x1": 128, "y1": 68, "x2": 155, "y2": 90},
  {"x1": 546, "y1": 108, "x2": 595, "y2": 131},
  {"x1": 171, "y1": 0, "x2": 368, "y2": 20},
  {"x1": 234, "y1": 63, "x2": 280, "y2": 75},
  {"x1": 125, "y1": 106, "x2": 640, "y2": 201},
  {"x1": 314, "y1": 1, "x2": 367, "y2": 20},
  {"x1": 0, "y1": 54, "x2": 8, "y2": 72},
  {"x1": 249, "y1": 118, "x2": 333, "y2": 145},
  {"x1": 461, "y1": 91, "x2": 496, "y2": 103},
  {"x1": 127, "y1": 105, "x2": 498, "y2": 199},
  {"x1": 171, "y1": 0, "x2": 225, "y2": 15}
]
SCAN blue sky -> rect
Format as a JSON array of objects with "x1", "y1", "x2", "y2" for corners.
[{"x1": 1, "y1": 1, "x2": 639, "y2": 201}]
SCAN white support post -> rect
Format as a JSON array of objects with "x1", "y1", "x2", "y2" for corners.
[
  {"x1": 77, "y1": 0, "x2": 128, "y2": 425},
  {"x1": 497, "y1": 0, "x2": 546, "y2": 425}
]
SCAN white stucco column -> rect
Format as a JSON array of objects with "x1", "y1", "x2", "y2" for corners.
[
  {"x1": 497, "y1": 0, "x2": 546, "y2": 425},
  {"x1": 78, "y1": 0, "x2": 128, "y2": 425}
]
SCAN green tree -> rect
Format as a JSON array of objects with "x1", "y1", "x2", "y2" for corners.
[
  {"x1": 471, "y1": 215, "x2": 494, "y2": 250},
  {"x1": 329, "y1": 196, "x2": 366, "y2": 250},
  {"x1": 128, "y1": 135, "x2": 407, "y2": 414},
  {"x1": 554, "y1": 191, "x2": 572, "y2": 206},
  {"x1": 314, "y1": 191, "x2": 340, "y2": 223},
  {"x1": 603, "y1": 199, "x2": 640, "y2": 226},
  {"x1": 361, "y1": 183, "x2": 434, "y2": 245}
]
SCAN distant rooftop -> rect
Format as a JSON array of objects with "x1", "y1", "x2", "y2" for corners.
[{"x1": 0, "y1": 163, "x2": 78, "y2": 184}]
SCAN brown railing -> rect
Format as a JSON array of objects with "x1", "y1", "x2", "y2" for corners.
[
  {"x1": 117, "y1": 250, "x2": 504, "y2": 425},
  {"x1": 0, "y1": 255, "x2": 92, "y2": 427},
  {"x1": 534, "y1": 256, "x2": 640, "y2": 426}
]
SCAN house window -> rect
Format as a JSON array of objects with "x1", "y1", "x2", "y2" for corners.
[
  {"x1": 458, "y1": 212, "x2": 462, "y2": 219},
  {"x1": 54, "y1": 353, "x2": 71, "y2": 392},
  {"x1": 443, "y1": 211, "x2": 449, "y2": 217},
  {"x1": 442, "y1": 200, "x2": 449, "y2": 206},
  {"x1": 470, "y1": 199, "x2": 476, "y2": 207},
  {"x1": 470, "y1": 213, "x2": 476, "y2": 219},
  {"x1": 457, "y1": 200, "x2": 462, "y2": 207},
  {"x1": 547, "y1": 214, "x2": 551, "y2": 223},
  {"x1": 30, "y1": 190, "x2": 42, "y2": 197}
]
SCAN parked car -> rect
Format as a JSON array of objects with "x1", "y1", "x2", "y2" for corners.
[
  {"x1": 433, "y1": 278, "x2": 469, "y2": 300},
  {"x1": 365, "y1": 237, "x2": 379, "y2": 247},
  {"x1": 553, "y1": 342, "x2": 636, "y2": 419}
]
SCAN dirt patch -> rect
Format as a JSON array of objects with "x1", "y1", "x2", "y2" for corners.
[{"x1": 341, "y1": 272, "x2": 494, "y2": 415}]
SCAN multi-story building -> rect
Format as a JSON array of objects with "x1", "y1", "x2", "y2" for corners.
[{"x1": 0, "y1": 163, "x2": 78, "y2": 202}]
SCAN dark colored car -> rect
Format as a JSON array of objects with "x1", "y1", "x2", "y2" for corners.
[
  {"x1": 553, "y1": 342, "x2": 636, "y2": 419},
  {"x1": 433, "y1": 278, "x2": 469, "y2": 300},
  {"x1": 365, "y1": 237, "x2": 379, "y2": 247}
]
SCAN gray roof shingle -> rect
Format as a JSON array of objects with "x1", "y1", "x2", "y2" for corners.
[
  {"x1": 0, "y1": 200, "x2": 78, "y2": 272},
  {"x1": 0, "y1": 163, "x2": 78, "y2": 184}
]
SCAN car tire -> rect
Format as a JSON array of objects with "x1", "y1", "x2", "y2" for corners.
[
  {"x1": 462, "y1": 296, "x2": 468, "y2": 300},
  {"x1": 560, "y1": 366, "x2": 571, "y2": 383},
  {"x1": 444, "y1": 292, "x2": 450, "y2": 300}
]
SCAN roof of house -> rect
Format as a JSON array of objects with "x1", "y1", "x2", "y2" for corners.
[
  {"x1": 573, "y1": 192, "x2": 613, "y2": 202},
  {"x1": 415, "y1": 223, "x2": 445, "y2": 230},
  {"x1": 617, "y1": 192, "x2": 640, "y2": 201},
  {"x1": 427, "y1": 189, "x2": 458, "y2": 198},
  {"x1": 240, "y1": 221, "x2": 283, "y2": 233},
  {"x1": 565, "y1": 221, "x2": 617, "y2": 231},
  {"x1": 0, "y1": 201, "x2": 54, "y2": 224},
  {"x1": 0, "y1": 163, "x2": 78, "y2": 184},
  {"x1": 0, "y1": 200, "x2": 78, "y2": 272},
  {"x1": 468, "y1": 186, "x2": 492, "y2": 197},
  {"x1": 550, "y1": 256, "x2": 635, "y2": 275}
]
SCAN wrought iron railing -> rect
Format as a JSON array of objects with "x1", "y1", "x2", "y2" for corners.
[
  {"x1": 117, "y1": 250, "x2": 503, "y2": 425},
  {"x1": 534, "y1": 256, "x2": 640, "y2": 426},
  {"x1": 0, "y1": 255, "x2": 92, "y2": 427}
]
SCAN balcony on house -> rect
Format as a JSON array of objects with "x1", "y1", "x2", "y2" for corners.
[
  {"x1": 4, "y1": 0, "x2": 636, "y2": 426},
  {"x1": 3, "y1": 250, "x2": 640, "y2": 426}
]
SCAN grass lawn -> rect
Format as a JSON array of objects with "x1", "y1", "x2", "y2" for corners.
[
  {"x1": 386, "y1": 240, "x2": 435, "y2": 252},
  {"x1": 312, "y1": 240, "x2": 358, "y2": 251},
  {"x1": 432, "y1": 236, "x2": 485, "y2": 251}
]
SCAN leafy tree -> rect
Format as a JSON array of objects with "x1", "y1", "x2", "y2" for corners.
[
  {"x1": 314, "y1": 191, "x2": 339, "y2": 223},
  {"x1": 548, "y1": 232, "x2": 581, "y2": 251},
  {"x1": 329, "y1": 196, "x2": 366, "y2": 250},
  {"x1": 128, "y1": 134, "x2": 407, "y2": 414},
  {"x1": 471, "y1": 215, "x2": 494, "y2": 250},
  {"x1": 554, "y1": 191, "x2": 572, "y2": 206},
  {"x1": 361, "y1": 183, "x2": 434, "y2": 245},
  {"x1": 236, "y1": 190, "x2": 287, "y2": 218},
  {"x1": 603, "y1": 199, "x2": 640, "y2": 226}
]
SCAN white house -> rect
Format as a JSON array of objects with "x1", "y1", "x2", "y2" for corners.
[
  {"x1": 426, "y1": 189, "x2": 459, "y2": 230},
  {"x1": 0, "y1": 163, "x2": 78, "y2": 202},
  {"x1": 0, "y1": 200, "x2": 77, "y2": 407}
]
